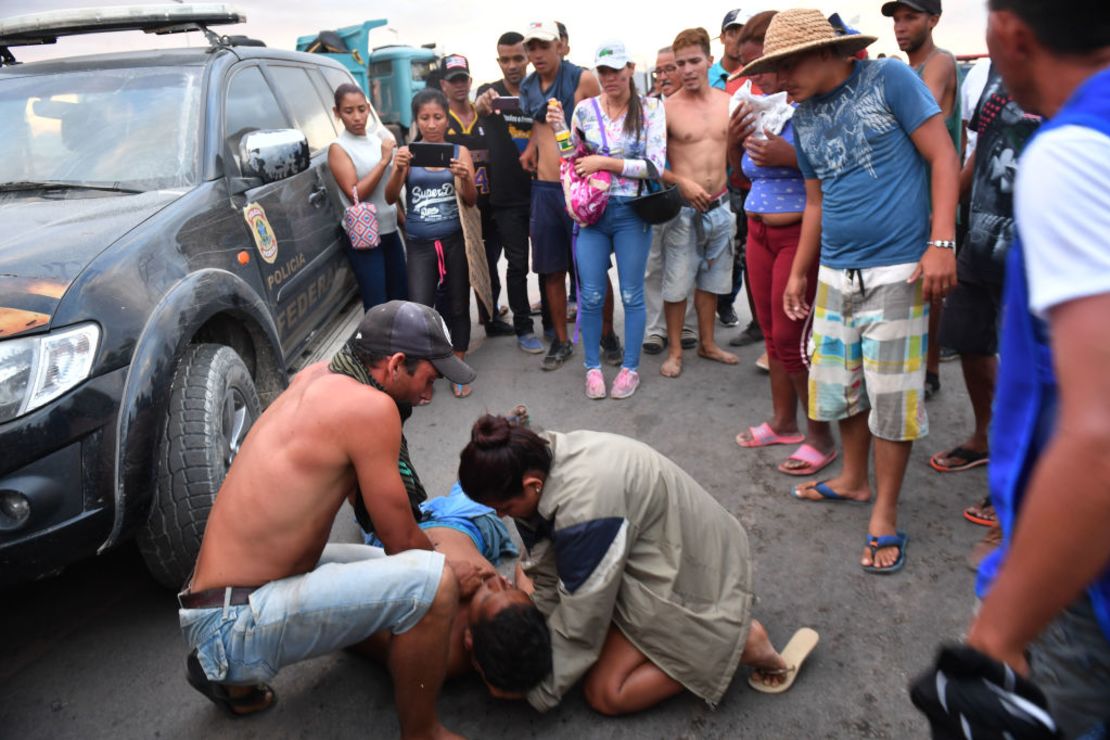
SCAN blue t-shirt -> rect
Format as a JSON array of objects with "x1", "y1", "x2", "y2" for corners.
[
  {"x1": 793, "y1": 59, "x2": 940, "y2": 269},
  {"x1": 708, "y1": 61, "x2": 729, "y2": 91}
]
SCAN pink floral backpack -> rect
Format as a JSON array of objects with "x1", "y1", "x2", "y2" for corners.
[
  {"x1": 342, "y1": 186, "x2": 381, "y2": 250},
  {"x1": 560, "y1": 98, "x2": 612, "y2": 226}
]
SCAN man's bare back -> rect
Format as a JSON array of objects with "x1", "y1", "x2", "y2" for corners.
[
  {"x1": 665, "y1": 87, "x2": 730, "y2": 196},
  {"x1": 190, "y1": 362, "x2": 409, "y2": 591}
]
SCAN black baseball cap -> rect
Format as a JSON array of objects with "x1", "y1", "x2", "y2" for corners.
[
  {"x1": 353, "y1": 301, "x2": 476, "y2": 384},
  {"x1": 882, "y1": 0, "x2": 942, "y2": 16},
  {"x1": 442, "y1": 54, "x2": 471, "y2": 80}
]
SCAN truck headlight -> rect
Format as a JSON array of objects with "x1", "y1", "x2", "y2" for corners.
[{"x1": 0, "y1": 323, "x2": 100, "y2": 424}]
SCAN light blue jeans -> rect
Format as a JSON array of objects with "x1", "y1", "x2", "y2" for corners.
[
  {"x1": 576, "y1": 197, "x2": 652, "y2": 371},
  {"x1": 179, "y1": 544, "x2": 444, "y2": 685}
]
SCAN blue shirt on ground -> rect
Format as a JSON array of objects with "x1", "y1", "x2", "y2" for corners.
[{"x1": 793, "y1": 59, "x2": 940, "y2": 269}]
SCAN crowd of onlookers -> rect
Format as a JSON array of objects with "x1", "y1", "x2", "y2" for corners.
[{"x1": 315, "y1": 1, "x2": 1110, "y2": 735}]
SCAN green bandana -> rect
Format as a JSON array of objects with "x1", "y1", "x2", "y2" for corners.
[{"x1": 329, "y1": 341, "x2": 427, "y2": 535}]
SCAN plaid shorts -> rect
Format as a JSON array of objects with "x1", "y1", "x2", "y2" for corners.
[{"x1": 808, "y1": 263, "x2": 929, "y2": 441}]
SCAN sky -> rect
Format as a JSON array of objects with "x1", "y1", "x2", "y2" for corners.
[{"x1": 5, "y1": 0, "x2": 990, "y2": 83}]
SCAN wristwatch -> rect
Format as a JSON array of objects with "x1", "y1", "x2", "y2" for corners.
[{"x1": 927, "y1": 240, "x2": 956, "y2": 250}]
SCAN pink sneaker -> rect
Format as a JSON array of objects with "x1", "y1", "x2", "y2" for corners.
[
  {"x1": 585, "y1": 368, "x2": 606, "y2": 399},
  {"x1": 609, "y1": 368, "x2": 639, "y2": 399}
]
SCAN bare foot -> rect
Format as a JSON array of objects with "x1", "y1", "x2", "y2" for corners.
[
  {"x1": 698, "y1": 343, "x2": 739, "y2": 365},
  {"x1": 792, "y1": 475, "x2": 871, "y2": 503},
  {"x1": 430, "y1": 725, "x2": 467, "y2": 740},
  {"x1": 740, "y1": 620, "x2": 789, "y2": 689},
  {"x1": 660, "y1": 355, "x2": 682, "y2": 378}
]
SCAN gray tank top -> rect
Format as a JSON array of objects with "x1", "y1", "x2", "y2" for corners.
[{"x1": 332, "y1": 129, "x2": 399, "y2": 234}]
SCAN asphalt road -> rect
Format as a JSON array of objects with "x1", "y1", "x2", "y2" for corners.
[{"x1": 0, "y1": 274, "x2": 988, "y2": 739}]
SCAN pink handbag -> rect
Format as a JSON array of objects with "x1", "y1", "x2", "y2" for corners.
[
  {"x1": 342, "y1": 186, "x2": 380, "y2": 250},
  {"x1": 560, "y1": 98, "x2": 612, "y2": 227}
]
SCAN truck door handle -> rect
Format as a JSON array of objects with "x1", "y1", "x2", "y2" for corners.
[{"x1": 308, "y1": 186, "x2": 327, "y2": 207}]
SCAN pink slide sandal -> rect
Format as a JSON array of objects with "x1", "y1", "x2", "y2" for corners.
[
  {"x1": 778, "y1": 444, "x2": 838, "y2": 476},
  {"x1": 736, "y1": 422, "x2": 806, "y2": 449}
]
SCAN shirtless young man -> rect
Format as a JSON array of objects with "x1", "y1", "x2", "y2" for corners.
[
  {"x1": 659, "y1": 27, "x2": 740, "y2": 378},
  {"x1": 518, "y1": 21, "x2": 620, "y2": 371},
  {"x1": 179, "y1": 301, "x2": 479, "y2": 739}
]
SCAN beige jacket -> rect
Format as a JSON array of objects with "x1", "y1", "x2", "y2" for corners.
[{"x1": 519, "y1": 431, "x2": 754, "y2": 711}]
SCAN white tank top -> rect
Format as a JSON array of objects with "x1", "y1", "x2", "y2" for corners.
[{"x1": 332, "y1": 129, "x2": 399, "y2": 234}]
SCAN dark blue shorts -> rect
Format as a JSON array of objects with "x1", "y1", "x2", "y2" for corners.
[{"x1": 530, "y1": 180, "x2": 574, "y2": 275}]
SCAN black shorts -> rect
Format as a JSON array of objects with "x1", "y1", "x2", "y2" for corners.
[
  {"x1": 530, "y1": 180, "x2": 574, "y2": 275},
  {"x1": 939, "y1": 272, "x2": 1002, "y2": 356}
]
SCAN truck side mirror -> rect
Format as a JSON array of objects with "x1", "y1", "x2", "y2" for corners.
[{"x1": 238, "y1": 129, "x2": 310, "y2": 184}]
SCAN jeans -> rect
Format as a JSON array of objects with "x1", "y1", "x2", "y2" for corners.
[
  {"x1": 576, "y1": 198, "x2": 651, "y2": 370},
  {"x1": 179, "y1": 545, "x2": 444, "y2": 685},
  {"x1": 406, "y1": 230, "x2": 470, "y2": 352},
  {"x1": 493, "y1": 205, "x2": 535, "y2": 335},
  {"x1": 345, "y1": 230, "x2": 408, "y2": 310},
  {"x1": 719, "y1": 190, "x2": 747, "y2": 313},
  {"x1": 644, "y1": 219, "x2": 695, "y2": 338}
]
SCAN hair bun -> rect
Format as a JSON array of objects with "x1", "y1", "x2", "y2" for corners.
[{"x1": 472, "y1": 414, "x2": 512, "y2": 449}]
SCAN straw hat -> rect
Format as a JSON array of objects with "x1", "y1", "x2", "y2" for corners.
[{"x1": 740, "y1": 8, "x2": 876, "y2": 76}]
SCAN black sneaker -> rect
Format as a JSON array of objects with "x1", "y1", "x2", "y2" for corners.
[
  {"x1": 484, "y1": 318, "x2": 515, "y2": 337},
  {"x1": 541, "y1": 340, "x2": 574, "y2": 371},
  {"x1": 718, "y1": 305, "x2": 740, "y2": 327},
  {"x1": 642, "y1": 334, "x2": 667, "y2": 354},
  {"x1": 728, "y1": 321, "x2": 764, "y2": 347},
  {"x1": 601, "y1": 332, "x2": 623, "y2": 366}
]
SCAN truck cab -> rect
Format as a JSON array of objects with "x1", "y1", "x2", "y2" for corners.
[{"x1": 296, "y1": 19, "x2": 439, "y2": 143}]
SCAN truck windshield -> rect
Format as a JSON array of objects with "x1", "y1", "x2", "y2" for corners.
[
  {"x1": 0, "y1": 66, "x2": 203, "y2": 191},
  {"x1": 411, "y1": 61, "x2": 435, "y2": 82}
]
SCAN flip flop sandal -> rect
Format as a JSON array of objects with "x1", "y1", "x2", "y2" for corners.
[
  {"x1": 736, "y1": 422, "x2": 806, "y2": 449},
  {"x1": 778, "y1": 444, "x2": 838, "y2": 476},
  {"x1": 963, "y1": 497, "x2": 997, "y2": 527},
  {"x1": 186, "y1": 650, "x2": 276, "y2": 718},
  {"x1": 862, "y1": 531, "x2": 908, "y2": 575},
  {"x1": 791, "y1": 480, "x2": 862, "y2": 503},
  {"x1": 452, "y1": 383, "x2": 472, "y2": 399},
  {"x1": 748, "y1": 627, "x2": 820, "y2": 694},
  {"x1": 929, "y1": 446, "x2": 990, "y2": 473}
]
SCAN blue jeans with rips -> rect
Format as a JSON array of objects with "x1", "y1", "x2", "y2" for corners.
[
  {"x1": 576, "y1": 197, "x2": 652, "y2": 371},
  {"x1": 179, "y1": 545, "x2": 443, "y2": 685}
]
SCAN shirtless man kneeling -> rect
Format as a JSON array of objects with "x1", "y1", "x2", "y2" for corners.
[
  {"x1": 178, "y1": 301, "x2": 477, "y2": 739},
  {"x1": 660, "y1": 27, "x2": 740, "y2": 378}
]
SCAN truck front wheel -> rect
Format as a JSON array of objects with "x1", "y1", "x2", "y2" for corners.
[{"x1": 137, "y1": 344, "x2": 261, "y2": 589}]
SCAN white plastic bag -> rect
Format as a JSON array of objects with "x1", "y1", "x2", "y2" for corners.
[{"x1": 728, "y1": 80, "x2": 794, "y2": 140}]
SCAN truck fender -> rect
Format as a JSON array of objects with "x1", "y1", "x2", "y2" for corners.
[{"x1": 100, "y1": 269, "x2": 285, "y2": 552}]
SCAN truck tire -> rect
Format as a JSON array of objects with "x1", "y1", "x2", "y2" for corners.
[{"x1": 137, "y1": 344, "x2": 261, "y2": 589}]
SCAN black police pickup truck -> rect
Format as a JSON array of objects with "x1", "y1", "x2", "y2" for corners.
[{"x1": 0, "y1": 6, "x2": 377, "y2": 588}]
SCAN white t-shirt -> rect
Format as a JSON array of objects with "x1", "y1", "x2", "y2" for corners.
[
  {"x1": 960, "y1": 58, "x2": 991, "y2": 162},
  {"x1": 1015, "y1": 124, "x2": 1110, "y2": 315}
]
